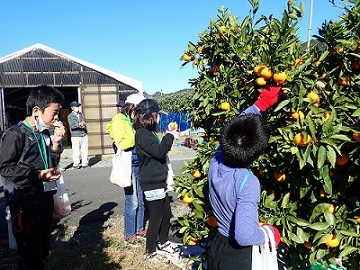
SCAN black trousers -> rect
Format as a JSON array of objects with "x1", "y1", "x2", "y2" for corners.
[
  {"x1": 208, "y1": 232, "x2": 288, "y2": 270},
  {"x1": 10, "y1": 195, "x2": 54, "y2": 270},
  {"x1": 145, "y1": 194, "x2": 173, "y2": 253},
  {"x1": 208, "y1": 232, "x2": 252, "y2": 270}
]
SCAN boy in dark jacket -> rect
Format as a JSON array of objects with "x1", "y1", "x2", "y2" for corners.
[{"x1": 0, "y1": 85, "x2": 65, "y2": 269}]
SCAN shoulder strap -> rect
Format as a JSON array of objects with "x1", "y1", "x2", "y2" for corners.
[{"x1": 239, "y1": 169, "x2": 251, "y2": 193}]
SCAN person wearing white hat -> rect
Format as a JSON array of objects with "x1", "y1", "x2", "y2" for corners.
[{"x1": 106, "y1": 92, "x2": 146, "y2": 245}]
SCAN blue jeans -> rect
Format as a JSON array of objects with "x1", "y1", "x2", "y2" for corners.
[{"x1": 124, "y1": 165, "x2": 145, "y2": 238}]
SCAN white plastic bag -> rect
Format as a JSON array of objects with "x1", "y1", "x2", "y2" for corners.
[
  {"x1": 53, "y1": 175, "x2": 71, "y2": 218},
  {"x1": 109, "y1": 149, "x2": 132, "y2": 187},
  {"x1": 251, "y1": 226, "x2": 279, "y2": 270},
  {"x1": 166, "y1": 156, "x2": 174, "y2": 192}
]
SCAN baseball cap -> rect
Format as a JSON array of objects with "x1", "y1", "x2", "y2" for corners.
[
  {"x1": 137, "y1": 99, "x2": 167, "y2": 115},
  {"x1": 125, "y1": 93, "x2": 145, "y2": 105},
  {"x1": 70, "y1": 101, "x2": 81, "y2": 107},
  {"x1": 116, "y1": 100, "x2": 126, "y2": 107}
]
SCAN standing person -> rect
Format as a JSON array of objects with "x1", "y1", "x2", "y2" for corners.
[
  {"x1": 106, "y1": 93, "x2": 146, "y2": 245},
  {"x1": 67, "y1": 101, "x2": 88, "y2": 169},
  {"x1": 208, "y1": 86, "x2": 283, "y2": 270},
  {"x1": 0, "y1": 85, "x2": 65, "y2": 270},
  {"x1": 133, "y1": 99, "x2": 179, "y2": 260}
]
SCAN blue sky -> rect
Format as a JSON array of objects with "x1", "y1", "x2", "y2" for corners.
[{"x1": 1, "y1": 0, "x2": 345, "y2": 94}]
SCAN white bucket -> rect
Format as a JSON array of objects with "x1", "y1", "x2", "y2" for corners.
[{"x1": 5, "y1": 206, "x2": 17, "y2": 250}]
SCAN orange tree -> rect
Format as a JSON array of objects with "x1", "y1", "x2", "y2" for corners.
[{"x1": 174, "y1": 0, "x2": 360, "y2": 268}]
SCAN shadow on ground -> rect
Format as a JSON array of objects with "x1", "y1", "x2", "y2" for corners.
[{"x1": 0, "y1": 201, "x2": 126, "y2": 270}]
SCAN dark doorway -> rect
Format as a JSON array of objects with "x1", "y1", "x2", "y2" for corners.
[{"x1": 2, "y1": 86, "x2": 78, "y2": 145}]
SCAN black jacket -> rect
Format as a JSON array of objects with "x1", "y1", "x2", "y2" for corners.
[
  {"x1": 0, "y1": 122, "x2": 63, "y2": 203},
  {"x1": 135, "y1": 128, "x2": 174, "y2": 192}
]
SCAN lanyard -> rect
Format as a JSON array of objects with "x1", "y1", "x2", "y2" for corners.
[
  {"x1": 24, "y1": 118, "x2": 49, "y2": 169},
  {"x1": 152, "y1": 131, "x2": 161, "y2": 143}
]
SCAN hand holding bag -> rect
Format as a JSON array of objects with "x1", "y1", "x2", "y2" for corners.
[
  {"x1": 109, "y1": 149, "x2": 132, "y2": 187},
  {"x1": 53, "y1": 175, "x2": 71, "y2": 218},
  {"x1": 251, "y1": 226, "x2": 279, "y2": 270}
]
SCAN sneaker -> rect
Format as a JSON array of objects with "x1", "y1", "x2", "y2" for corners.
[
  {"x1": 82, "y1": 165, "x2": 89, "y2": 169},
  {"x1": 124, "y1": 236, "x2": 143, "y2": 247},
  {"x1": 73, "y1": 165, "x2": 81, "y2": 169},
  {"x1": 136, "y1": 229, "x2": 147, "y2": 239},
  {"x1": 156, "y1": 240, "x2": 181, "y2": 255}
]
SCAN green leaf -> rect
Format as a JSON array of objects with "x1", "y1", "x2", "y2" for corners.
[
  {"x1": 330, "y1": 134, "x2": 352, "y2": 142},
  {"x1": 326, "y1": 145, "x2": 337, "y2": 168},
  {"x1": 289, "y1": 232, "x2": 302, "y2": 243},
  {"x1": 179, "y1": 226, "x2": 189, "y2": 234},
  {"x1": 287, "y1": 215, "x2": 310, "y2": 227},
  {"x1": 317, "y1": 145, "x2": 327, "y2": 169},
  {"x1": 274, "y1": 99, "x2": 290, "y2": 112},
  {"x1": 322, "y1": 170, "x2": 332, "y2": 195},
  {"x1": 281, "y1": 192, "x2": 290, "y2": 208},
  {"x1": 339, "y1": 230, "x2": 360, "y2": 237},
  {"x1": 194, "y1": 208, "x2": 203, "y2": 219},
  {"x1": 339, "y1": 247, "x2": 358, "y2": 257},
  {"x1": 352, "y1": 108, "x2": 360, "y2": 117},
  {"x1": 324, "y1": 211, "x2": 335, "y2": 226},
  {"x1": 309, "y1": 222, "x2": 330, "y2": 231}
]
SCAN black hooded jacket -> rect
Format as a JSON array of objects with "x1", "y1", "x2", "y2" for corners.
[
  {"x1": 0, "y1": 122, "x2": 63, "y2": 203},
  {"x1": 135, "y1": 128, "x2": 174, "y2": 192}
]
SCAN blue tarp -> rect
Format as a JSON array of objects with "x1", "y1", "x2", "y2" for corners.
[{"x1": 159, "y1": 111, "x2": 191, "y2": 132}]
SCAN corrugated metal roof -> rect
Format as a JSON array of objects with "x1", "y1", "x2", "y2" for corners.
[{"x1": 0, "y1": 43, "x2": 142, "y2": 91}]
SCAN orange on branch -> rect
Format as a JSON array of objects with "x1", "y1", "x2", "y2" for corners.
[
  {"x1": 294, "y1": 58, "x2": 305, "y2": 67},
  {"x1": 352, "y1": 60, "x2": 360, "y2": 70},
  {"x1": 353, "y1": 133, "x2": 360, "y2": 142},
  {"x1": 186, "y1": 236, "x2": 198, "y2": 246},
  {"x1": 325, "y1": 234, "x2": 340, "y2": 248},
  {"x1": 259, "y1": 67, "x2": 273, "y2": 79},
  {"x1": 322, "y1": 112, "x2": 331, "y2": 121},
  {"x1": 294, "y1": 133, "x2": 311, "y2": 147},
  {"x1": 256, "y1": 77, "x2": 267, "y2": 86},
  {"x1": 338, "y1": 76, "x2": 350, "y2": 87},
  {"x1": 220, "y1": 102, "x2": 231, "y2": 111},
  {"x1": 336, "y1": 153, "x2": 349, "y2": 166},
  {"x1": 219, "y1": 25, "x2": 227, "y2": 35},
  {"x1": 273, "y1": 72, "x2": 287, "y2": 84},
  {"x1": 307, "y1": 92, "x2": 320, "y2": 102},
  {"x1": 192, "y1": 170, "x2": 202, "y2": 178},
  {"x1": 329, "y1": 205, "x2": 336, "y2": 214},
  {"x1": 315, "y1": 60, "x2": 321, "y2": 67},
  {"x1": 182, "y1": 193, "x2": 194, "y2": 204},
  {"x1": 335, "y1": 47, "x2": 344, "y2": 54},
  {"x1": 254, "y1": 64, "x2": 266, "y2": 76},
  {"x1": 207, "y1": 215, "x2": 218, "y2": 227},
  {"x1": 304, "y1": 242, "x2": 312, "y2": 249},
  {"x1": 290, "y1": 111, "x2": 305, "y2": 120},
  {"x1": 209, "y1": 136, "x2": 216, "y2": 142},
  {"x1": 183, "y1": 53, "x2": 193, "y2": 61},
  {"x1": 274, "y1": 172, "x2": 286, "y2": 182}
]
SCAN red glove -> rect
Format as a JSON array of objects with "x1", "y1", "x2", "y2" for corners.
[
  {"x1": 254, "y1": 86, "x2": 282, "y2": 112},
  {"x1": 262, "y1": 224, "x2": 281, "y2": 249}
]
